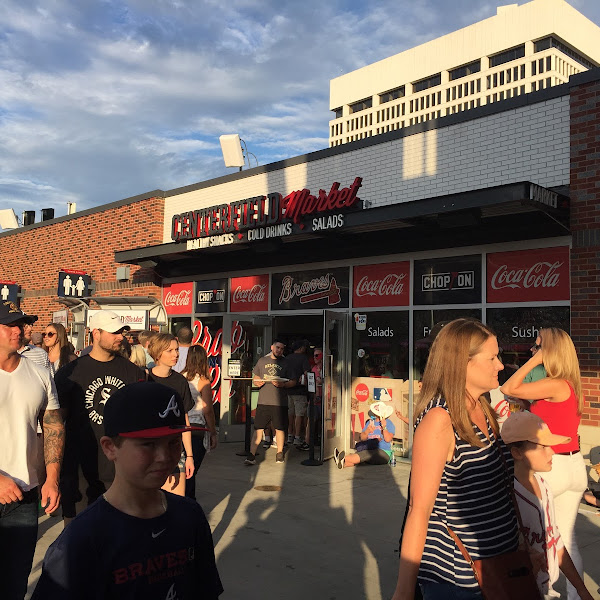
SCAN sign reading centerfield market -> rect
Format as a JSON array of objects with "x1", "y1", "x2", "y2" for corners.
[
  {"x1": 413, "y1": 255, "x2": 482, "y2": 305},
  {"x1": 271, "y1": 268, "x2": 350, "y2": 310},
  {"x1": 0, "y1": 281, "x2": 19, "y2": 304},
  {"x1": 171, "y1": 177, "x2": 363, "y2": 249},
  {"x1": 486, "y1": 246, "x2": 570, "y2": 303}
]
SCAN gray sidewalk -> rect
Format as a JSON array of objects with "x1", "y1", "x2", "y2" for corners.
[{"x1": 27, "y1": 443, "x2": 600, "y2": 599}]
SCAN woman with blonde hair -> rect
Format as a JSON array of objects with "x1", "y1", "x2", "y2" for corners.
[
  {"x1": 147, "y1": 332, "x2": 195, "y2": 496},
  {"x1": 501, "y1": 327, "x2": 585, "y2": 600},
  {"x1": 182, "y1": 345, "x2": 218, "y2": 500},
  {"x1": 392, "y1": 319, "x2": 520, "y2": 600},
  {"x1": 43, "y1": 322, "x2": 77, "y2": 373},
  {"x1": 129, "y1": 344, "x2": 147, "y2": 369}
]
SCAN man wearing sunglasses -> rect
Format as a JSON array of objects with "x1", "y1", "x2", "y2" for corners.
[
  {"x1": 0, "y1": 301, "x2": 64, "y2": 599},
  {"x1": 54, "y1": 310, "x2": 146, "y2": 526}
]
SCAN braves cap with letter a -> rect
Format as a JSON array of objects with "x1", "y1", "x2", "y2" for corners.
[
  {"x1": 501, "y1": 411, "x2": 571, "y2": 446},
  {"x1": 0, "y1": 300, "x2": 38, "y2": 325},
  {"x1": 104, "y1": 382, "x2": 208, "y2": 438},
  {"x1": 89, "y1": 310, "x2": 130, "y2": 333}
]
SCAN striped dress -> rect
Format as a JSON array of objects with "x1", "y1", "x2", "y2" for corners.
[{"x1": 416, "y1": 396, "x2": 519, "y2": 589}]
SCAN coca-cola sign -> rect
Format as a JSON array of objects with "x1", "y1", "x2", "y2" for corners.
[
  {"x1": 163, "y1": 282, "x2": 193, "y2": 315},
  {"x1": 272, "y1": 268, "x2": 349, "y2": 310},
  {"x1": 353, "y1": 262, "x2": 409, "y2": 308},
  {"x1": 230, "y1": 275, "x2": 269, "y2": 312},
  {"x1": 487, "y1": 247, "x2": 569, "y2": 303}
]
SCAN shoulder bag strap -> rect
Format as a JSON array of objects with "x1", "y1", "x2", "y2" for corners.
[{"x1": 446, "y1": 525, "x2": 482, "y2": 586}]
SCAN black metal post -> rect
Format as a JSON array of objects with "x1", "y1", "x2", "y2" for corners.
[{"x1": 302, "y1": 392, "x2": 322, "y2": 466}]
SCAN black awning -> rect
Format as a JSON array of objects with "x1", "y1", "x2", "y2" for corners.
[{"x1": 115, "y1": 181, "x2": 569, "y2": 278}]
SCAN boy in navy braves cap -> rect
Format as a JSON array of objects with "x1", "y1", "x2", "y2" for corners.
[{"x1": 32, "y1": 382, "x2": 223, "y2": 599}]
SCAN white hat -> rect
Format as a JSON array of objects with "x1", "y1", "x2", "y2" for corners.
[
  {"x1": 370, "y1": 401, "x2": 393, "y2": 420},
  {"x1": 89, "y1": 310, "x2": 130, "y2": 333}
]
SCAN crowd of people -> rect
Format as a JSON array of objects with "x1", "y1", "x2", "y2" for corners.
[
  {"x1": 0, "y1": 303, "x2": 222, "y2": 599},
  {"x1": 1, "y1": 300, "x2": 597, "y2": 599}
]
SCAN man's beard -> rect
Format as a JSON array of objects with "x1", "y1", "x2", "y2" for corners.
[{"x1": 98, "y1": 339, "x2": 119, "y2": 356}]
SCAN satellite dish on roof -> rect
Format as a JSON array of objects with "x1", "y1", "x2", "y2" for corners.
[{"x1": 0, "y1": 209, "x2": 19, "y2": 230}]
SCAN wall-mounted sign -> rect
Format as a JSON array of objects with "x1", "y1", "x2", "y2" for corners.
[
  {"x1": 413, "y1": 255, "x2": 481, "y2": 305},
  {"x1": 58, "y1": 270, "x2": 90, "y2": 298},
  {"x1": 486, "y1": 246, "x2": 569, "y2": 303},
  {"x1": 195, "y1": 278, "x2": 228, "y2": 313},
  {"x1": 53, "y1": 310, "x2": 68, "y2": 327},
  {"x1": 353, "y1": 262, "x2": 409, "y2": 307},
  {"x1": 87, "y1": 309, "x2": 148, "y2": 329},
  {"x1": 163, "y1": 282, "x2": 193, "y2": 315},
  {"x1": 271, "y1": 268, "x2": 349, "y2": 310},
  {"x1": 171, "y1": 177, "x2": 363, "y2": 248},
  {"x1": 0, "y1": 281, "x2": 19, "y2": 304},
  {"x1": 230, "y1": 275, "x2": 269, "y2": 312}
]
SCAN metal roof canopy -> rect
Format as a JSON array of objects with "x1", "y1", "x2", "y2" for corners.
[
  {"x1": 55, "y1": 296, "x2": 167, "y2": 326},
  {"x1": 114, "y1": 181, "x2": 570, "y2": 278}
]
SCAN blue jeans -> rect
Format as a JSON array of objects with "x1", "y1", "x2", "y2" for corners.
[
  {"x1": 0, "y1": 487, "x2": 39, "y2": 600},
  {"x1": 420, "y1": 582, "x2": 483, "y2": 600}
]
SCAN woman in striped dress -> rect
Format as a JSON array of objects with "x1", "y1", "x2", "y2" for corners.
[{"x1": 392, "y1": 319, "x2": 519, "y2": 600}]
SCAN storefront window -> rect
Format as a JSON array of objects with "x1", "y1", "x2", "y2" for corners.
[
  {"x1": 169, "y1": 317, "x2": 191, "y2": 336},
  {"x1": 350, "y1": 311, "x2": 409, "y2": 455},
  {"x1": 228, "y1": 320, "x2": 266, "y2": 425},
  {"x1": 413, "y1": 309, "x2": 482, "y2": 381},
  {"x1": 486, "y1": 306, "x2": 570, "y2": 375},
  {"x1": 192, "y1": 316, "x2": 223, "y2": 425}
]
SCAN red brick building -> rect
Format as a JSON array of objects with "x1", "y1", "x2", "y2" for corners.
[{"x1": 1, "y1": 69, "x2": 599, "y2": 458}]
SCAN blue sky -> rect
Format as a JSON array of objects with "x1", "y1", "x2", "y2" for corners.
[{"x1": 0, "y1": 0, "x2": 599, "y2": 222}]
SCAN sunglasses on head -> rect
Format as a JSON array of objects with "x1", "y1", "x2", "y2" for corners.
[
  {"x1": 43, "y1": 332, "x2": 56, "y2": 338},
  {"x1": 531, "y1": 343, "x2": 541, "y2": 351},
  {"x1": 314, "y1": 352, "x2": 322, "y2": 357}
]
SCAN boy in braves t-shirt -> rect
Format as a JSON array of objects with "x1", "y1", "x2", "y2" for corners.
[
  {"x1": 502, "y1": 412, "x2": 593, "y2": 600},
  {"x1": 32, "y1": 382, "x2": 223, "y2": 599}
]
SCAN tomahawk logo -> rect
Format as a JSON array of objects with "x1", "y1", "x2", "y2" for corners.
[{"x1": 158, "y1": 395, "x2": 181, "y2": 419}]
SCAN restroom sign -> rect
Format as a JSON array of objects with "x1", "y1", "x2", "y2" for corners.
[
  {"x1": 58, "y1": 270, "x2": 90, "y2": 298},
  {"x1": 0, "y1": 281, "x2": 19, "y2": 304}
]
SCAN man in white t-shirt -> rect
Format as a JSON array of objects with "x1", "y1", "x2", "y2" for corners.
[
  {"x1": 173, "y1": 325, "x2": 193, "y2": 372},
  {"x1": 0, "y1": 301, "x2": 64, "y2": 600}
]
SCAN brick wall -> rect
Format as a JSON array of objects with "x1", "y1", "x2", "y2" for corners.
[
  {"x1": 570, "y1": 76, "x2": 600, "y2": 435},
  {"x1": 0, "y1": 196, "x2": 164, "y2": 326},
  {"x1": 163, "y1": 95, "x2": 571, "y2": 242}
]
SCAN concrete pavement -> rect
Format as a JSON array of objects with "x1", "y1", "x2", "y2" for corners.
[{"x1": 27, "y1": 442, "x2": 600, "y2": 599}]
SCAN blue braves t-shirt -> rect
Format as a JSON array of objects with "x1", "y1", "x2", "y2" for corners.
[
  {"x1": 32, "y1": 493, "x2": 223, "y2": 599},
  {"x1": 363, "y1": 418, "x2": 395, "y2": 453}
]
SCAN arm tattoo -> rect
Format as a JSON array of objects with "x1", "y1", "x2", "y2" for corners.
[{"x1": 42, "y1": 409, "x2": 65, "y2": 466}]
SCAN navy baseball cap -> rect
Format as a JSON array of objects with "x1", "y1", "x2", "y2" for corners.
[
  {"x1": 0, "y1": 301, "x2": 38, "y2": 325},
  {"x1": 104, "y1": 382, "x2": 208, "y2": 438}
]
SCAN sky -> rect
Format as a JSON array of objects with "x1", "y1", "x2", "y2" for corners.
[{"x1": 0, "y1": 0, "x2": 599, "y2": 223}]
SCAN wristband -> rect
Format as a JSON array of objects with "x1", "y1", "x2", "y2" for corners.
[{"x1": 186, "y1": 455, "x2": 193, "y2": 458}]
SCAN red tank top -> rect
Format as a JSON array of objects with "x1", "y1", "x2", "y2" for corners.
[{"x1": 530, "y1": 382, "x2": 580, "y2": 453}]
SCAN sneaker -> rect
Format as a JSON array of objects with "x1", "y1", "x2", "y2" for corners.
[
  {"x1": 333, "y1": 448, "x2": 345, "y2": 469},
  {"x1": 271, "y1": 439, "x2": 278, "y2": 448},
  {"x1": 244, "y1": 453, "x2": 256, "y2": 466},
  {"x1": 275, "y1": 452, "x2": 284, "y2": 464},
  {"x1": 293, "y1": 437, "x2": 302, "y2": 446},
  {"x1": 287, "y1": 435, "x2": 294, "y2": 444},
  {"x1": 298, "y1": 442, "x2": 310, "y2": 451},
  {"x1": 262, "y1": 440, "x2": 270, "y2": 449}
]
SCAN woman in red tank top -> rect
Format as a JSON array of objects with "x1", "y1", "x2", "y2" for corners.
[{"x1": 501, "y1": 328, "x2": 586, "y2": 600}]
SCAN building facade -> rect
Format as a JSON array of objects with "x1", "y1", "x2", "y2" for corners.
[
  {"x1": 329, "y1": 0, "x2": 600, "y2": 147},
  {"x1": 1, "y1": 70, "x2": 599, "y2": 462}
]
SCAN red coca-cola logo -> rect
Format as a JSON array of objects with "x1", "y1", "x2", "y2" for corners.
[
  {"x1": 163, "y1": 282, "x2": 193, "y2": 315},
  {"x1": 164, "y1": 289, "x2": 192, "y2": 306},
  {"x1": 355, "y1": 383, "x2": 369, "y2": 402},
  {"x1": 232, "y1": 284, "x2": 266, "y2": 304},
  {"x1": 487, "y1": 247, "x2": 569, "y2": 303},
  {"x1": 353, "y1": 262, "x2": 410, "y2": 308},
  {"x1": 230, "y1": 275, "x2": 269, "y2": 312}
]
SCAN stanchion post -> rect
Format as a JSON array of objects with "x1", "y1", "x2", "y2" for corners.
[{"x1": 302, "y1": 391, "x2": 322, "y2": 466}]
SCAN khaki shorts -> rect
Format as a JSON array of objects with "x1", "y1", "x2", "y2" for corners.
[{"x1": 288, "y1": 394, "x2": 308, "y2": 417}]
